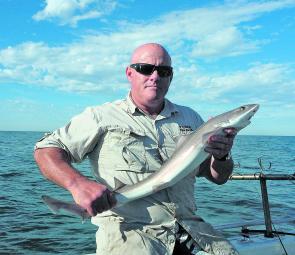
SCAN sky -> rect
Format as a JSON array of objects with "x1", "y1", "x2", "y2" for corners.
[{"x1": 0, "y1": 0, "x2": 295, "y2": 136}]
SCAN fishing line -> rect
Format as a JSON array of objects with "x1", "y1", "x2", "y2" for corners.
[{"x1": 272, "y1": 223, "x2": 288, "y2": 255}]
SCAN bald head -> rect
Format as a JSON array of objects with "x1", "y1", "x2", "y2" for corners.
[{"x1": 130, "y1": 43, "x2": 171, "y2": 66}]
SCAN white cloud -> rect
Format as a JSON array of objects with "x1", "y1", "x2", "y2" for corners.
[
  {"x1": 33, "y1": 0, "x2": 117, "y2": 26},
  {"x1": 1, "y1": 0, "x2": 295, "y2": 98},
  {"x1": 169, "y1": 62, "x2": 295, "y2": 106},
  {"x1": 0, "y1": 40, "x2": 131, "y2": 92},
  {"x1": 191, "y1": 26, "x2": 258, "y2": 57}
]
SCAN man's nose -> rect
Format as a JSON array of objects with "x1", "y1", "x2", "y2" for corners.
[{"x1": 149, "y1": 70, "x2": 160, "y2": 81}]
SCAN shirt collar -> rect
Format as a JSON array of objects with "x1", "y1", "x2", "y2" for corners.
[
  {"x1": 126, "y1": 92, "x2": 137, "y2": 114},
  {"x1": 159, "y1": 98, "x2": 178, "y2": 119}
]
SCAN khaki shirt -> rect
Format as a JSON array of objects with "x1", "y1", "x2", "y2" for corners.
[{"x1": 35, "y1": 94, "x2": 238, "y2": 255}]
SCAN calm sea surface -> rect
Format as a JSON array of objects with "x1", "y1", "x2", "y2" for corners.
[{"x1": 0, "y1": 131, "x2": 294, "y2": 254}]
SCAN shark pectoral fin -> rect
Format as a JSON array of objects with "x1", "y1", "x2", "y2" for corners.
[
  {"x1": 113, "y1": 177, "x2": 127, "y2": 191},
  {"x1": 201, "y1": 127, "x2": 224, "y2": 144}
]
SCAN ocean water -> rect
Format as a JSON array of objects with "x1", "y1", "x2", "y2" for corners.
[{"x1": 0, "y1": 131, "x2": 294, "y2": 254}]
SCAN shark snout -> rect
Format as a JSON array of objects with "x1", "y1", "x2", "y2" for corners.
[{"x1": 246, "y1": 104, "x2": 259, "y2": 120}]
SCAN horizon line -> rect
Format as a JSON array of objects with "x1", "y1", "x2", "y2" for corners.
[{"x1": 0, "y1": 130, "x2": 294, "y2": 137}]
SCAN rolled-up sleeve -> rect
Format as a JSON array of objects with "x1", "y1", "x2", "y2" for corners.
[{"x1": 35, "y1": 107, "x2": 103, "y2": 163}]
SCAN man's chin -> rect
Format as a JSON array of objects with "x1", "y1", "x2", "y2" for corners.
[
  {"x1": 145, "y1": 94, "x2": 165, "y2": 104},
  {"x1": 145, "y1": 86, "x2": 159, "y2": 92}
]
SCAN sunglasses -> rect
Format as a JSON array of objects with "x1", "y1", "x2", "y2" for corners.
[{"x1": 130, "y1": 63, "x2": 173, "y2": 78}]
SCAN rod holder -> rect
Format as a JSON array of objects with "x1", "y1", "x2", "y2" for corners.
[
  {"x1": 259, "y1": 176, "x2": 274, "y2": 237},
  {"x1": 229, "y1": 173, "x2": 295, "y2": 237}
]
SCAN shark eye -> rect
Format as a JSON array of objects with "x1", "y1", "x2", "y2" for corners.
[{"x1": 240, "y1": 106, "x2": 246, "y2": 111}]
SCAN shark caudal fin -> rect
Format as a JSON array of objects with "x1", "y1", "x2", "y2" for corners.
[
  {"x1": 41, "y1": 195, "x2": 62, "y2": 214},
  {"x1": 41, "y1": 195, "x2": 90, "y2": 223}
]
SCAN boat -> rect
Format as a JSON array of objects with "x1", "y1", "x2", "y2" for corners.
[
  {"x1": 219, "y1": 173, "x2": 295, "y2": 255},
  {"x1": 229, "y1": 234, "x2": 294, "y2": 255},
  {"x1": 215, "y1": 216, "x2": 295, "y2": 255}
]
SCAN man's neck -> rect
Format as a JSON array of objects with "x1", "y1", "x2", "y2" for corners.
[{"x1": 130, "y1": 94, "x2": 164, "y2": 118}]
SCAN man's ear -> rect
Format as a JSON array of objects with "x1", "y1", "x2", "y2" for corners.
[{"x1": 126, "y1": 66, "x2": 132, "y2": 82}]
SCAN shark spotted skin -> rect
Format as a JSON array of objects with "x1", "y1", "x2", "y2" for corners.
[{"x1": 42, "y1": 104, "x2": 259, "y2": 219}]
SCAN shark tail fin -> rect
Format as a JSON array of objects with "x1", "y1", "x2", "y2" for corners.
[{"x1": 41, "y1": 195, "x2": 61, "y2": 214}]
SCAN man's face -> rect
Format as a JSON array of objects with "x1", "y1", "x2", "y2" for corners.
[{"x1": 126, "y1": 45, "x2": 172, "y2": 110}]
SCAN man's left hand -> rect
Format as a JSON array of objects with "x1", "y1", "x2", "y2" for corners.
[{"x1": 205, "y1": 128, "x2": 237, "y2": 160}]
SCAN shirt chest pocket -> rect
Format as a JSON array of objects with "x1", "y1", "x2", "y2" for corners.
[{"x1": 101, "y1": 127, "x2": 148, "y2": 174}]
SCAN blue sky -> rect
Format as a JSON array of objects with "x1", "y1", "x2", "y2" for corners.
[{"x1": 0, "y1": 0, "x2": 295, "y2": 135}]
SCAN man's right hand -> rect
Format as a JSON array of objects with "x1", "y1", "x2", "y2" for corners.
[
  {"x1": 68, "y1": 178, "x2": 117, "y2": 216},
  {"x1": 34, "y1": 148, "x2": 117, "y2": 217}
]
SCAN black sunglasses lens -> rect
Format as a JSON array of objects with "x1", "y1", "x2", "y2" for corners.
[
  {"x1": 139, "y1": 64, "x2": 155, "y2": 75},
  {"x1": 157, "y1": 67, "x2": 172, "y2": 77}
]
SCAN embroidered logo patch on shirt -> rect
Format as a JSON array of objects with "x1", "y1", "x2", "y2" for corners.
[{"x1": 179, "y1": 125, "x2": 193, "y2": 134}]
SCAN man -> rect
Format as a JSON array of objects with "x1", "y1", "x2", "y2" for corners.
[{"x1": 34, "y1": 43, "x2": 238, "y2": 255}]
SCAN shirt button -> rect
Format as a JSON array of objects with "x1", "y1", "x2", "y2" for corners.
[{"x1": 168, "y1": 235, "x2": 175, "y2": 244}]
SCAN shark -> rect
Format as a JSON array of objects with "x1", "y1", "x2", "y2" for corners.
[{"x1": 42, "y1": 104, "x2": 259, "y2": 220}]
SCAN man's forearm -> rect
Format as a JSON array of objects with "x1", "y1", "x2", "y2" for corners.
[
  {"x1": 34, "y1": 147, "x2": 116, "y2": 216},
  {"x1": 34, "y1": 147, "x2": 88, "y2": 192}
]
